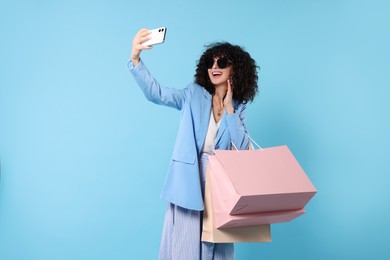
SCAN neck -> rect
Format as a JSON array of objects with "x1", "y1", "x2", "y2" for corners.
[
  {"x1": 214, "y1": 84, "x2": 227, "y2": 100},
  {"x1": 213, "y1": 87, "x2": 225, "y2": 111}
]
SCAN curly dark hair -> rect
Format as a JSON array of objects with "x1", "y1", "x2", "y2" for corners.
[{"x1": 194, "y1": 42, "x2": 259, "y2": 103}]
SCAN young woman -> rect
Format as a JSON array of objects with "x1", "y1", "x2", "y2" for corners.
[{"x1": 128, "y1": 28, "x2": 259, "y2": 260}]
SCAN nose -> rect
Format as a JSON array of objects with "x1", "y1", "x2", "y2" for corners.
[{"x1": 212, "y1": 59, "x2": 219, "y2": 69}]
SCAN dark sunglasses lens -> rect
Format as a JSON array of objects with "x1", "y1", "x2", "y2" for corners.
[
  {"x1": 217, "y1": 58, "x2": 229, "y2": 69},
  {"x1": 205, "y1": 58, "x2": 214, "y2": 69}
]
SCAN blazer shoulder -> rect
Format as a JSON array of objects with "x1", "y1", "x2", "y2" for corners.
[
  {"x1": 187, "y1": 82, "x2": 203, "y2": 91},
  {"x1": 190, "y1": 83, "x2": 211, "y2": 98}
]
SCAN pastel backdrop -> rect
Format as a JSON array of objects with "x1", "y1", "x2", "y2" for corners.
[{"x1": 1, "y1": 0, "x2": 389, "y2": 259}]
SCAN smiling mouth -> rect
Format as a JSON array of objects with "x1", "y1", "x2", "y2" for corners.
[{"x1": 212, "y1": 71, "x2": 223, "y2": 77}]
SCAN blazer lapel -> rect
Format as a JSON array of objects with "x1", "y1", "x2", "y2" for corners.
[
  {"x1": 215, "y1": 112, "x2": 227, "y2": 146},
  {"x1": 200, "y1": 88, "x2": 212, "y2": 128},
  {"x1": 196, "y1": 88, "x2": 212, "y2": 152}
]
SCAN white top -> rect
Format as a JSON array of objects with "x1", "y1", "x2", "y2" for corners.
[{"x1": 202, "y1": 110, "x2": 222, "y2": 154}]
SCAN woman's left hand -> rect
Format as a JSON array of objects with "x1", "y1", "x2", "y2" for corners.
[{"x1": 224, "y1": 79, "x2": 235, "y2": 114}]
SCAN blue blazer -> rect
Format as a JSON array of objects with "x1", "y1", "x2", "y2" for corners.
[{"x1": 128, "y1": 60, "x2": 250, "y2": 211}]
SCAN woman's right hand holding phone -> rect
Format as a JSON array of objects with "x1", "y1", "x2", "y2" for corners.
[{"x1": 131, "y1": 28, "x2": 152, "y2": 66}]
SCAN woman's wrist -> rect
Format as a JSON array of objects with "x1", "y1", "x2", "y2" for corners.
[
  {"x1": 131, "y1": 49, "x2": 141, "y2": 60},
  {"x1": 226, "y1": 104, "x2": 235, "y2": 114},
  {"x1": 130, "y1": 53, "x2": 140, "y2": 66},
  {"x1": 131, "y1": 54, "x2": 140, "y2": 59}
]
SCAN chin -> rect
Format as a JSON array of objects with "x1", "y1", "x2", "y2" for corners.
[
  {"x1": 212, "y1": 80, "x2": 227, "y2": 86},
  {"x1": 210, "y1": 77, "x2": 227, "y2": 85}
]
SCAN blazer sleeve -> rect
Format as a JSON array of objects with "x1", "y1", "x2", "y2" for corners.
[
  {"x1": 127, "y1": 59, "x2": 191, "y2": 110},
  {"x1": 225, "y1": 103, "x2": 251, "y2": 150}
]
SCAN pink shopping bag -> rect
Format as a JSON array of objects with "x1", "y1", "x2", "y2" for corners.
[
  {"x1": 208, "y1": 158, "x2": 305, "y2": 228},
  {"x1": 208, "y1": 145, "x2": 317, "y2": 219}
]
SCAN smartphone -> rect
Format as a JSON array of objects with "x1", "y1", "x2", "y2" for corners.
[{"x1": 142, "y1": 27, "x2": 167, "y2": 46}]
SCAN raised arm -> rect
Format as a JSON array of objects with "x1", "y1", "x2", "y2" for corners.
[
  {"x1": 224, "y1": 78, "x2": 250, "y2": 150},
  {"x1": 128, "y1": 28, "x2": 190, "y2": 110}
]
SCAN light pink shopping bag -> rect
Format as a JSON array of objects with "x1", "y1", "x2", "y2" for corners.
[
  {"x1": 209, "y1": 145, "x2": 317, "y2": 217},
  {"x1": 208, "y1": 158, "x2": 305, "y2": 228}
]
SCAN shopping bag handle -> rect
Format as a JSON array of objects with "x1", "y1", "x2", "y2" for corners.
[{"x1": 231, "y1": 136, "x2": 264, "y2": 152}]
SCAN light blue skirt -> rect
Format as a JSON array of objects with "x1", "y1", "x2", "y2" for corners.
[{"x1": 158, "y1": 153, "x2": 234, "y2": 260}]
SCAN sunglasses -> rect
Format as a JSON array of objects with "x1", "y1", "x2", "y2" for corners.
[{"x1": 205, "y1": 57, "x2": 231, "y2": 69}]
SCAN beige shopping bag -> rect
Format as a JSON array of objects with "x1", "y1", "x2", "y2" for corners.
[{"x1": 201, "y1": 165, "x2": 271, "y2": 243}]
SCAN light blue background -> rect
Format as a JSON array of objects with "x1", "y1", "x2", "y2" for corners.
[{"x1": 1, "y1": 0, "x2": 389, "y2": 259}]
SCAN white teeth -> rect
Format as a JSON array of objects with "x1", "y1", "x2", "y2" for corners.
[{"x1": 212, "y1": 72, "x2": 222, "y2": 76}]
